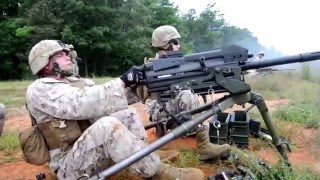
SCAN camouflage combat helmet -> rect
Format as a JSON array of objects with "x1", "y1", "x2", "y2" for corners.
[
  {"x1": 152, "y1": 25, "x2": 181, "y2": 47},
  {"x1": 28, "y1": 40, "x2": 70, "y2": 75}
]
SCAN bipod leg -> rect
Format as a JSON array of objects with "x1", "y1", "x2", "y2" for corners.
[{"x1": 249, "y1": 92, "x2": 291, "y2": 166}]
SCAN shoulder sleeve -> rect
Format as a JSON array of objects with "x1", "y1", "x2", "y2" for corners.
[{"x1": 26, "y1": 78, "x2": 128, "y2": 120}]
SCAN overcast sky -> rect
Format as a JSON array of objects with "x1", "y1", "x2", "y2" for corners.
[{"x1": 171, "y1": 0, "x2": 320, "y2": 55}]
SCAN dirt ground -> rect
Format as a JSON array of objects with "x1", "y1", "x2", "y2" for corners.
[{"x1": 0, "y1": 98, "x2": 319, "y2": 180}]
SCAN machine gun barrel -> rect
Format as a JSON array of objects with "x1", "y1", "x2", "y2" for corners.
[{"x1": 241, "y1": 51, "x2": 320, "y2": 70}]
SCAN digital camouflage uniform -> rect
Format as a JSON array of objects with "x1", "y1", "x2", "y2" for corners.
[
  {"x1": 146, "y1": 86, "x2": 200, "y2": 126},
  {"x1": 145, "y1": 53, "x2": 200, "y2": 129},
  {"x1": 147, "y1": 26, "x2": 200, "y2": 124},
  {"x1": 145, "y1": 25, "x2": 231, "y2": 161},
  {"x1": 26, "y1": 77, "x2": 159, "y2": 179}
]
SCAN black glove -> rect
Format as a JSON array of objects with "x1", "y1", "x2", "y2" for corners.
[{"x1": 120, "y1": 66, "x2": 145, "y2": 87}]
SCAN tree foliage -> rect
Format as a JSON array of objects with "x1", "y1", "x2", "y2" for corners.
[{"x1": 0, "y1": 0, "x2": 282, "y2": 80}]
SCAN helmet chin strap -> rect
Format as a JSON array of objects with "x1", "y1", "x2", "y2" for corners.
[
  {"x1": 165, "y1": 44, "x2": 174, "y2": 51},
  {"x1": 52, "y1": 62, "x2": 74, "y2": 77},
  {"x1": 158, "y1": 44, "x2": 173, "y2": 52}
]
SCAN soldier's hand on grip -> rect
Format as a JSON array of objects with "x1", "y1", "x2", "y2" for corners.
[{"x1": 120, "y1": 66, "x2": 145, "y2": 87}]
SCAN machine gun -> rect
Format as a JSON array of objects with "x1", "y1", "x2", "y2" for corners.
[{"x1": 87, "y1": 45, "x2": 320, "y2": 179}]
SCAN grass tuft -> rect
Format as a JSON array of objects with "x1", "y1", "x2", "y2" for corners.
[
  {"x1": 170, "y1": 150, "x2": 201, "y2": 168},
  {"x1": 0, "y1": 130, "x2": 20, "y2": 155},
  {"x1": 275, "y1": 102, "x2": 320, "y2": 128}
]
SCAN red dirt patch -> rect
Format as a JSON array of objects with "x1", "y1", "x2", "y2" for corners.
[{"x1": 0, "y1": 160, "x2": 52, "y2": 180}]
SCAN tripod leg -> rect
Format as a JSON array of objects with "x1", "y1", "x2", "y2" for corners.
[{"x1": 250, "y1": 93, "x2": 290, "y2": 163}]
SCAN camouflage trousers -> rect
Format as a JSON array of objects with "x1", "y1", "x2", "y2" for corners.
[
  {"x1": 146, "y1": 90, "x2": 200, "y2": 122},
  {"x1": 56, "y1": 108, "x2": 160, "y2": 179}
]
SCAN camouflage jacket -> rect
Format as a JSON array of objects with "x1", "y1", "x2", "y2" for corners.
[
  {"x1": 26, "y1": 77, "x2": 129, "y2": 170},
  {"x1": 26, "y1": 77, "x2": 128, "y2": 124}
]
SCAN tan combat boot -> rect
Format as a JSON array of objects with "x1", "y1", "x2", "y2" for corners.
[
  {"x1": 196, "y1": 128, "x2": 231, "y2": 160},
  {"x1": 156, "y1": 149, "x2": 180, "y2": 162},
  {"x1": 152, "y1": 162, "x2": 204, "y2": 180}
]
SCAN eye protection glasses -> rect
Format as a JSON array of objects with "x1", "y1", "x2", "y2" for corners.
[{"x1": 168, "y1": 39, "x2": 180, "y2": 46}]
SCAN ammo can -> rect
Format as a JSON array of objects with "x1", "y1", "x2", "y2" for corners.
[
  {"x1": 209, "y1": 112, "x2": 231, "y2": 145},
  {"x1": 229, "y1": 111, "x2": 250, "y2": 148}
]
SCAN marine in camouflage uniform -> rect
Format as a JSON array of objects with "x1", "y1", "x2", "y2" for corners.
[
  {"x1": 26, "y1": 40, "x2": 204, "y2": 180},
  {"x1": 141, "y1": 25, "x2": 231, "y2": 161}
]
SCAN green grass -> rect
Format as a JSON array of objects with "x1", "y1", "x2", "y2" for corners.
[
  {"x1": 247, "y1": 72, "x2": 320, "y2": 129},
  {"x1": 170, "y1": 150, "x2": 202, "y2": 168},
  {"x1": 249, "y1": 160, "x2": 320, "y2": 180},
  {"x1": 0, "y1": 130, "x2": 20, "y2": 155},
  {"x1": 0, "y1": 80, "x2": 32, "y2": 108},
  {"x1": 247, "y1": 72, "x2": 320, "y2": 101},
  {"x1": 0, "y1": 156, "x2": 19, "y2": 163},
  {"x1": 275, "y1": 102, "x2": 320, "y2": 128},
  {"x1": 229, "y1": 148, "x2": 320, "y2": 180},
  {"x1": 246, "y1": 72, "x2": 298, "y2": 99}
]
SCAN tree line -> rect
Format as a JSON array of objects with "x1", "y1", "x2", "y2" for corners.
[{"x1": 0, "y1": 0, "x2": 282, "y2": 80}]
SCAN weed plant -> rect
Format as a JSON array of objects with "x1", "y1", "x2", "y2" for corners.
[{"x1": 0, "y1": 130, "x2": 20, "y2": 155}]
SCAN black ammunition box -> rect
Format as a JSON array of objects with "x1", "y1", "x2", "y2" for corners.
[
  {"x1": 209, "y1": 112, "x2": 231, "y2": 145},
  {"x1": 229, "y1": 111, "x2": 250, "y2": 148},
  {"x1": 249, "y1": 119, "x2": 261, "y2": 136}
]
